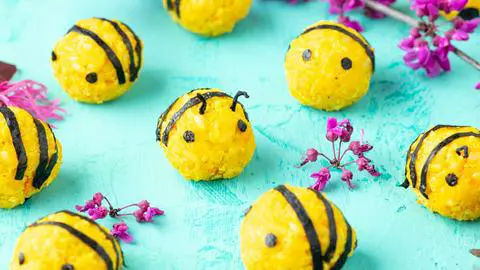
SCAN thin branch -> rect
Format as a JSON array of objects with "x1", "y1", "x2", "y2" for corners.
[{"x1": 364, "y1": 0, "x2": 480, "y2": 71}]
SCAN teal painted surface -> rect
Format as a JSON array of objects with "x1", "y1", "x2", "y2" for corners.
[{"x1": 0, "y1": 0, "x2": 479, "y2": 269}]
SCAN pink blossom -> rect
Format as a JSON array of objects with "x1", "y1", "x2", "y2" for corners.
[
  {"x1": 0, "y1": 80, "x2": 64, "y2": 124},
  {"x1": 476, "y1": 82, "x2": 480, "y2": 90},
  {"x1": 75, "y1": 200, "x2": 96, "y2": 212},
  {"x1": 341, "y1": 169, "x2": 354, "y2": 188},
  {"x1": 328, "y1": 0, "x2": 364, "y2": 14},
  {"x1": 311, "y1": 168, "x2": 331, "y2": 191},
  {"x1": 111, "y1": 223, "x2": 133, "y2": 243},
  {"x1": 93, "y1": 192, "x2": 104, "y2": 206},
  {"x1": 138, "y1": 200, "x2": 150, "y2": 211},
  {"x1": 364, "y1": 0, "x2": 395, "y2": 18},
  {"x1": 88, "y1": 206, "x2": 108, "y2": 220},
  {"x1": 144, "y1": 207, "x2": 165, "y2": 222},
  {"x1": 349, "y1": 141, "x2": 373, "y2": 156},
  {"x1": 338, "y1": 16, "x2": 364, "y2": 32}
]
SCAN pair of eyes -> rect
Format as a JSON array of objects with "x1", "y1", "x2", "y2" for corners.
[
  {"x1": 52, "y1": 51, "x2": 98, "y2": 84},
  {"x1": 302, "y1": 49, "x2": 353, "y2": 71},
  {"x1": 182, "y1": 119, "x2": 248, "y2": 143},
  {"x1": 445, "y1": 145, "x2": 470, "y2": 186},
  {"x1": 18, "y1": 252, "x2": 73, "y2": 269}
]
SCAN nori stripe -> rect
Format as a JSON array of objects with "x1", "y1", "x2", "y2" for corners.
[
  {"x1": 275, "y1": 185, "x2": 323, "y2": 270},
  {"x1": 32, "y1": 119, "x2": 49, "y2": 189},
  {"x1": 98, "y1": 18, "x2": 136, "y2": 82},
  {"x1": 30, "y1": 221, "x2": 114, "y2": 270},
  {"x1": 309, "y1": 188, "x2": 337, "y2": 262},
  {"x1": 121, "y1": 22, "x2": 143, "y2": 81},
  {"x1": 331, "y1": 221, "x2": 353, "y2": 270},
  {"x1": 0, "y1": 107, "x2": 27, "y2": 180},
  {"x1": 419, "y1": 132, "x2": 480, "y2": 199},
  {"x1": 69, "y1": 25, "x2": 126, "y2": 84},
  {"x1": 58, "y1": 210, "x2": 122, "y2": 269},
  {"x1": 299, "y1": 24, "x2": 375, "y2": 72},
  {"x1": 174, "y1": 0, "x2": 181, "y2": 18}
]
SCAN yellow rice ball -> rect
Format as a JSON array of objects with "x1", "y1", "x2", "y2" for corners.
[
  {"x1": 0, "y1": 106, "x2": 62, "y2": 209},
  {"x1": 156, "y1": 88, "x2": 256, "y2": 180},
  {"x1": 162, "y1": 0, "x2": 253, "y2": 37},
  {"x1": 52, "y1": 18, "x2": 143, "y2": 104},
  {"x1": 285, "y1": 21, "x2": 375, "y2": 111},
  {"x1": 10, "y1": 210, "x2": 123, "y2": 270},
  {"x1": 403, "y1": 125, "x2": 480, "y2": 221},
  {"x1": 240, "y1": 184, "x2": 357, "y2": 269}
]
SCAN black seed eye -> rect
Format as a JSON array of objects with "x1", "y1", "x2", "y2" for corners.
[
  {"x1": 183, "y1": 130, "x2": 195, "y2": 143},
  {"x1": 445, "y1": 173, "x2": 458, "y2": 186},
  {"x1": 458, "y1": 7, "x2": 479, "y2": 21},
  {"x1": 237, "y1": 120, "x2": 247, "y2": 132},
  {"x1": 51, "y1": 51, "x2": 57, "y2": 61},
  {"x1": 265, "y1": 233, "x2": 277, "y2": 247},
  {"x1": 18, "y1": 252, "x2": 25, "y2": 265},
  {"x1": 341, "y1": 57, "x2": 353, "y2": 70},
  {"x1": 86, "y1": 72, "x2": 98, "y2": 83},
  {"x1": 62, "y1": 264, "x2": 74, "y2": 270},
  {"x1": 302, "y1": 49, "x2": 312, "y2": 62}
]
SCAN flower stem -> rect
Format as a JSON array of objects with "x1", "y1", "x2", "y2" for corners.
[
  {"x1": 319, "y1": 153, "x2": 334, "y2": 163},
  {"x1": 338, "y1": 141, "x2": 342, "y2": 162},
  {"x1": 364, "y1": 0, "x2": 480, "y2": 71},
  {"x1": 332, "y1": 141, "x2": 337, "y2": 160}
]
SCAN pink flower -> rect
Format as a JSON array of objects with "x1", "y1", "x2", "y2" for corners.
[
  {"x1": 88, "y1": 206, "x2": 108, "y2": 220},
  {"x1": 476, "y1": 82, "x2": 480, "y2": 90},
  {"x1": 0, "y1": 80, "x2": 65, "y2": 124},
  {"x1": 111, "y1": 223, "x2": 133, "y2": 243},
  {"x1": 144, "y1": 207, "x2": 165, "y2": 222},
  {"x1": 341, "y1": 169, "x2": 354, "y2": 188},
  {"x1": 356, "y1": 156, "x2": 380, "y2": 176},
  {"x1": 93, "y1": 192, "x2": 104, "y2": 206},
  {"x1": 364, "y1": 0, "x2": 395, "y2": 18},
  {"x1": 311, "y1": 168, "x2": 331, "y2": 191},
  {"x1": 75, "y1": 200, "x2": 96, "y2": 212},
  {"x1": 338, "y1": 16, "x2": 364, "y2": 32},
  {"x1": 138, "y1": 200, "x2": 150, "y2": 211},
  {"x1": 133, "y1": 208, "x2": 146, "y2": 222},
  {"x1": 328, "y1": 0, "x2": 364, "y2": 14},
  {"x1": 326, "y1": 118, "x2": 353, "y2": 142},
  {"x1": 349, "y1": 141, "x2": 373, "y2": 156}
]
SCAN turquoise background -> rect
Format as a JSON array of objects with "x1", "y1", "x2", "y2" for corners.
[{"x1": 0, "y1": 0, "x2": 479, "y2": 269}]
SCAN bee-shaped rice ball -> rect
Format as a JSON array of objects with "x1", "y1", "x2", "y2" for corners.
[
  {"x1": 403, "y1": 125, "x2": 480, "y2": 221},
  {"x1": 156, "y1": 88, "x2": 256, "y2": 181},
  {"x1": 10, "y1": 210, "x2": 123, "y2": 270},
  {"x1": 52, "y1": 18, "x2": 143, "y2": 104},
  {"x1": 162, "y1": 0, "x2": 253, "y2": 37},
  {"x1": 285, "y1": 21, "x2": 375, "y2": 111},
  {"x1": 0, "y1": 107, "x2": 62, "y2": 209},
  {"x1": 240, "y1": 184, "x2": 357, "y2": 270}
]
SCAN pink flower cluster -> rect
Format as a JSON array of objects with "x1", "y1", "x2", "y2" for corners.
[
  {"x1": 399, "y1": 0, "x2": 479, "y2": 77},
  {"x1": 0, "y1": 80, "x2": 64, "y2": 125},
  {"x1": 327, "y1": 0, "x2": 396, "y2": 32},
  {"x1": 76, "y1": 193, "x2": 164, "y2": 243},
  {"x1": 299, "y1": 118, "x2": 380, "y2": 191}
]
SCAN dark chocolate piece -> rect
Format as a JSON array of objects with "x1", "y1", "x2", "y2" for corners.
[
  {"x1": 274, "y1": 185, "x2": 323, "y2": 270},
  {"x1": 420, "y1": 132, "x2": 480, "y2": 198},
  {"x1": 51, "y1": 51, "x2": 57, "y2": 61},
  {"x1": 341, "y1": 57, "x2": 352, "y2": 70},
  {"x1": 57, "y1": 210, "x2": 122, "y2": 269},
  {"x1": 18, "y1": 252, "x2": 25, "y2": 265},
  {"x1": 120, "y1": 22, "x2": 142, "y2": 81},
  {"x1": 183, "y1": 130, "x2": 195, "y2": 142},
  {"x1": 62, "y1": 264, "x2": 74, "y2": 270},
  {"x1": 238, "y1": 120, "x2": 247, "y2": 132},
  {"x1": 445, "y1": 173, "x2": 458, "y2": 186},
  {"x1": 32, "y1": 119, "x2": 49, "y2": 189},
  {"x1": 85, "y1": 72, "x2": 98, "y2": 84},
  {"x1": 299, "y1": 24, "x2": 375, "y2": 72},
  {"x1": 302, "y1": 49, "x2": 312, "y2": 61},
  {"x1": 98, "y1": 18, "x2": 136, "y2": 82},
  {"x1": 455, "y1": 145, "x2": 469, "y2": 158},
  {"x1": 264, "y1": 233, "x2": 277, "y2": 247},
  {"x1": 331, "y1": 220, "x2": 353, "y2": 270},
  {"x1": 0, "y1": 107, "x2": 27, "y2": 180},
  {"x1": 309, "y1": 188, "x2": 337, "y2": 262},
  {"x1": 30, "y1": 221, "x2": 113, "y2": 270},
  {"x1": 0, "y1": 61, "x2": 16, "y2": 81},
  {"x1": 69, "y1": 25, "x2": 126, "y2": 85},
  {"x1": 459, "y1": 7, "x2": 479, "y2": 21}
]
